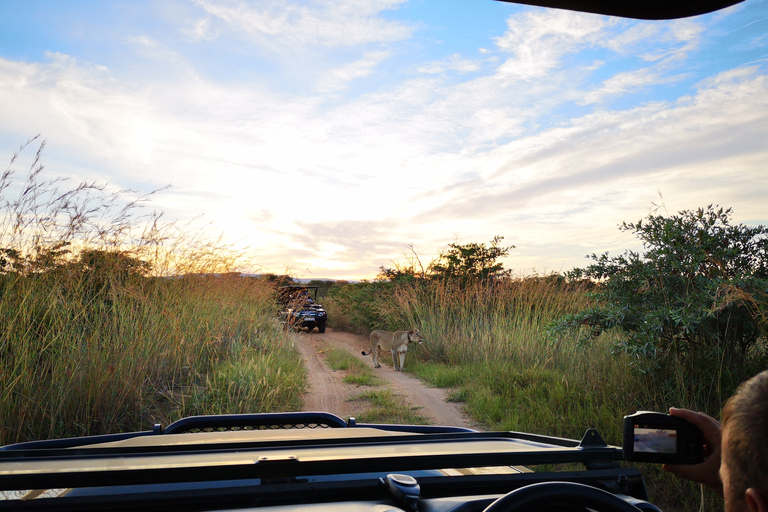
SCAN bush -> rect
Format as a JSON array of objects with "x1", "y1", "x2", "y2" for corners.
[{"x1": 555, "y1": 206, "x2": 768, "y2": 405}]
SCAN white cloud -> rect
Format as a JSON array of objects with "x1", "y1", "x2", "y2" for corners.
[
  {"x1": 316, "y1": 51, "x2": 390, "y2": 92},
  {"x1": 601, "y1": 22, "x2": 660, "y2": 54},
  {"x1": 638, "y1": 18, "x2": 705, "y2": 62},
  {"x1": 494, "y1": 9, "x2": 610, "y2": 80},
  {"x1": 580, "y1": 67, "x2": 682, "y2": 104},
  {"x1": 425, "y1": 66, "x2": 768, "y2": 223},
  {"x1": 183, "y1": 18, "x2": 219, "y2": 41},
  {"x1": 192, "y1": 0, "x2": 413, "y2": 47},
  {"x1": 417, "y1": 54, "x2": 482, "y2": 75},
  {"x1": 485, "y1": 13, "x2": 711, "y2": 108}
]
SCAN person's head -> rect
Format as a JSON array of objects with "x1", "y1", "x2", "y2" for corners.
[{"x1": 721, "y1": 370, "x2": 768, "y2": 512}]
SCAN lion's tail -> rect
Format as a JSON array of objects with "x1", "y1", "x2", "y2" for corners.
[{"x1": 361, "y1": 351, "x2": 369, "y2": 356}]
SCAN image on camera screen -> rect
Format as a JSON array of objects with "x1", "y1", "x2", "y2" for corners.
[{"x1": 633, "y1": 427, "x2": 677, "y2": 454}]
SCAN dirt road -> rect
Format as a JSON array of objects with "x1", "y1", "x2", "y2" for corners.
[{"x1": 295, "y1": 328, "x2": 477, "y2": 429}]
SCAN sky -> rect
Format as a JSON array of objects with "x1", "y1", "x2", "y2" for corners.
[{"x1": 1, "y1": 0, "x2": 767, "y2": 281}]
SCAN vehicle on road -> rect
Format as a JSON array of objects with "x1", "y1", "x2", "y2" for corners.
[
  {"x1": 278, "y1": 286, "x2": 328, "y2": 334},
  {"x1": 0, "y1": 411, "x2": 657, "y2": 512}
]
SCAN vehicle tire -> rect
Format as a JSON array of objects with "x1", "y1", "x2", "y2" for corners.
[{"x1": 318, "y1": 323, "x2": 326, "y2": 333}]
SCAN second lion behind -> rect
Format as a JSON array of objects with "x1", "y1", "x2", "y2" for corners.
[{"x1": 362, "y1": 329, "x2": 424, "y2": 371}]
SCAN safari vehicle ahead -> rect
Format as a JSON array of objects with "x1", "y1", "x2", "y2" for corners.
[
  {"x1": 0, "y1": 411, "x2": 657, "y2": 512},
  {"x1": 278, "y1": 286, "x2": 328, "y2": 334}
]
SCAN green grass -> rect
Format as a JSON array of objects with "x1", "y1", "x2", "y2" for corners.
[
  {"x1": 324, "y1": 347, "x2": 383, "y2": 386},
  {"x1": 353, "y1": 389, "x2": 430, "y2": 425},
  {"x1": 407, "y1": 359, "x2": 628, "y2": 440},
  {"x1": 183, "y1": 338, "x2": 305, "y2": 417},
  {"x1": 405, "y1": 361, "x2": 467, "y2": 388},
  {"x1": 344, "y1": 373, "x2": 381, "y2": 386}
]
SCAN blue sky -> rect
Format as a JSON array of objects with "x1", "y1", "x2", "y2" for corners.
[{"x1": 1, "y1": 0, "x2": 767, "y2": 280}]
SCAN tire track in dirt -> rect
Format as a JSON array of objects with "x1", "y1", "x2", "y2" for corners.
[
  {"x1": 296, "y1": 328, "x2": 477, "y2": 429},
  {"x1": 294, "y1": 330, "x2": 368, "y2": 420}
]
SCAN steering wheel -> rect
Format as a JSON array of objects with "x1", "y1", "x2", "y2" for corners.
[{"x1": 483, "y1": 481, "x2": 644, "y2": 512}]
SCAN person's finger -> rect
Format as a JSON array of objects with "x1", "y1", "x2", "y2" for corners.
[{"x1": 663, "y1": 408, "x2": 723, "y2": 494}]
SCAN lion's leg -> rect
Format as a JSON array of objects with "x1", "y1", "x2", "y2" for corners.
[
  {"x1": 391, "y1": 348, "x2": 399, "y2": 371},
  {"x1": 399, "y1": 351, "x2": 407, "y2": 371},
  {"x1": 373, "y1": 345, "x2": 381, "y2": 368}
]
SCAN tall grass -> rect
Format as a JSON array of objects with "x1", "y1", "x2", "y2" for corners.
[
  {"x1": 0, "y1": 140, "x2": 303, "y2": 444},
  {"x1": 365, "y1": 277, "x2": 639, "y2": 436},
  {"x1": 386, "y1": 277, "x2": 593, "y2": 364}
]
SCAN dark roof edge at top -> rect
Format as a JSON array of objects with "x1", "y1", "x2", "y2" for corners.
[{"x1": 494, "y1": 0, "x2": 744, "y2": 20}]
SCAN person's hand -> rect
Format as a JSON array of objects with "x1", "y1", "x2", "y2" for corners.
[{"x1": 662, "y1": 407, "x2": 723, "y2": 495}]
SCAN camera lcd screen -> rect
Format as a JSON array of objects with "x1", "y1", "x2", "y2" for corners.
[{"x1": 633, "y1": 427, "x2": 677, "y2": 454}]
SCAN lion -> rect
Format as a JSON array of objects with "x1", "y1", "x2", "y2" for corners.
[{"x1": 361, "y1": 330, "x2": 424, "y2": 371}]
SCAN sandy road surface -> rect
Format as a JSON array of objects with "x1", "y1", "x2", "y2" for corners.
[{"x1": 295, "y1": 328, "x2": 477, "y2": 429}]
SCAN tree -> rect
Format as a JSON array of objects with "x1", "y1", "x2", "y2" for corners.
[
  {"x1": 557, "y1": 205, "x2": 768, "y2": 379},
  {"x1": 428, "y1": 236, "x2": 514, "y2": 285}
]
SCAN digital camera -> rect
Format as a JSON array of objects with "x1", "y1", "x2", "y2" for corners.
[{"x1": 622, "y1": 411, "x2": 705, "y2": 464}]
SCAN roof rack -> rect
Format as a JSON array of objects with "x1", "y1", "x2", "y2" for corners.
[
  {"x1": 0, "y1": 412, "x2": 624, "y2": 492},
  {"x1": 0, "y1": 412, "x2": 472, "y2": 451}
]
